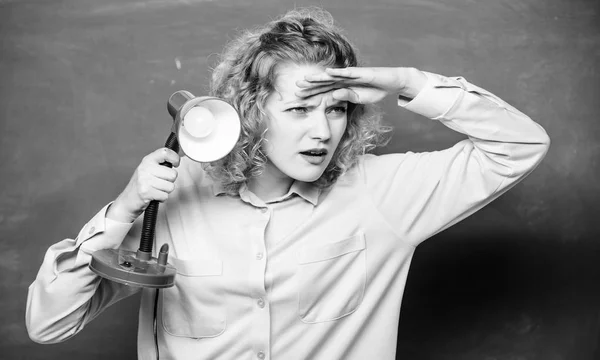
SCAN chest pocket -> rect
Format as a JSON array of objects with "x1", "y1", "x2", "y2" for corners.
[
  {"x1": 160, "y1": 257, "x2": 226, "y2": 338},
  {"x1": 296, "y1": 233, "x2": 366, "y2": 323}
]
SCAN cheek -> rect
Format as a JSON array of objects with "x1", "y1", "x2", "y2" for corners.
[
  {"x1": 333, "y1": 119, "x2": 349, "y2": 142},
  {"x1": 265, "y1": 117, "x2": 303, "y2": 146},
  {"x1": 263, "y1": 125, "x2": 293, "y2": 156},
  {"x1": 263, "y1": 128, "x2": 282, "y2": 156},
  {"x1": 329, "y1": 122, "x2": 348, "y2": 153},
  {"x1": 261, "y1": 113, "x2": 280, "y2": 154}
]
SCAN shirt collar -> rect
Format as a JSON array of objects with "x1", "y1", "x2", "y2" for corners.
[
  {"x1": 287, "y1": 180, "x2": 320, "y2": 206},
  {"x1": 211, "y1": 181, "x2": 227, "y2": 197},
  {"x1": 212, "y1": 180, "x2": 320, "y2": 206}
]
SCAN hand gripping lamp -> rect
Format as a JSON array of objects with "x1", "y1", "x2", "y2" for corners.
[{"x1": 89, "y1": 92, "x2": 241, "y2": 288}]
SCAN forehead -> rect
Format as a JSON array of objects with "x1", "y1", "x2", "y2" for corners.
[{"x1": 270, "y1": 63, "x2": 326, "y2": 102}]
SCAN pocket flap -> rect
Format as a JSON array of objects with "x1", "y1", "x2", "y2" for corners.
[
  {"x1": 298, "y1": 233, "x2": 366, "y2": 264},
  {"x1": 170, "y1": 256, "x2": 223, "y2": 277}
]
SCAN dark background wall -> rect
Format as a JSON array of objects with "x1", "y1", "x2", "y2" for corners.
[{"x1": 1, "y1": 0, "x2": 599, "y2": 359}]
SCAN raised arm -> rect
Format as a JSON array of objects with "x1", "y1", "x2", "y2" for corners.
[
  {"x1": 298, "y1": 66, "x2": 550, "y2": 245},
  {"x1": 366, "y1": 69, "x2": 550, "y2": 245}
]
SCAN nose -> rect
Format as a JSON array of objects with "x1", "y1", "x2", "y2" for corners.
[{"x1": 308, "y1": 112, "x2": 331, "y2": 141}]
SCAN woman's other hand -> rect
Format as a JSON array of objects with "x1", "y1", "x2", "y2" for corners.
[
  {"x1": 295, "y1": 67, "x2": 427, "y2": 104},
  {"x1": 107, "y1": 148, "x2": 180, "y2": 223}
]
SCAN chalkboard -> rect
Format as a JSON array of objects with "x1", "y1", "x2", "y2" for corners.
[{"x1": 1, "y1": 0, "x2": 599, "y2": 359}]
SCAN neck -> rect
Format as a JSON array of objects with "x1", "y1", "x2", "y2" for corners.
[
  {"x1": 247, "y1": 166, "x2": 294, "y2": 203},
  {"x1": 247, "y1": 176, "x2": 293, "y2": 203}
]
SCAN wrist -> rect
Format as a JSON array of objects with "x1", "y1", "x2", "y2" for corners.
[
  {"x1": 106, "y1": 198, "x2": 139, "y2": 223},
  {"x1": 396, "y1": 67, "x2": 428, "y2": 101}
]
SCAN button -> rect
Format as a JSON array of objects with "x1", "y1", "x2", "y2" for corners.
[
  {"x1": 256, "y1": 252, "x2": 263, "y2": 260},
  {"x1": 257, "y1": 298, "x2": 265, "y2": 308},
  {"x1": 257, "y1": 351, "x2": 265, "y2": 360},
  {"x1": 260, "y1": 208, "x2": 268, "y2": 213},
  {"x1": 88, "y1": 226, "x2": 96, "y2": 235}
]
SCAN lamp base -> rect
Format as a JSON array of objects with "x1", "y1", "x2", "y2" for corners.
[{"x1": 90, "y1": 248, "x2": 176, "y2": 288}]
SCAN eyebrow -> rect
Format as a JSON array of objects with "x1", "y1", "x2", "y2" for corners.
[
  {"x1": 283, "y1": 99, "x2": 308, "y2": 106},
  {"x1": 283, "y1": 99, "x2": 347, "y2": 107}
]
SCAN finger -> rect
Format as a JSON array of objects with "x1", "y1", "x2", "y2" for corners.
[
  {"x1": 302, "y1": 72, "x2": 337, "y2": 83},
  {"x1": 332, "y1": 88, "x2": 362, "y2": 104},
  {"x1": 146, "y1": 187, "x2": 169, "y2": 203},
  {"x1": 298, "y1": 77, "x2": 364, "y2": 89},
  {"x1": 296, "y1": 79, "x2": 336, "y2": 88},
  {"x1": 325, "y1": 67, "x2": 361, "y2": 79},
  {"x1": 137, "y1": 181, "x2": 169, "y2": 203},
  {"x1": 295, "y1": 84, "x2": 340, "y2": 99},
  {"x1": 148, "y1": 148, "x2": 180, "y2": 167},
  {"x1": 300, "y1": 71, "x2": 362, "y2": 86},
  {"x1": 149, "y1": 166, "x2": 178, "y2": 182},
  {"x1": 151, "y1": 178, "x2": 176, "y2": 194}
]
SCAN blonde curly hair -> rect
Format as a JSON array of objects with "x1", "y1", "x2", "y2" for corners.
[{"x1": 204, "y1": 8, "x2": 391, "y2": 195}]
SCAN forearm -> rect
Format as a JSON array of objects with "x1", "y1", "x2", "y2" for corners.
[
  {"x1": 396, "y1": 67, "x2": 428, "y2": 103},
  {"x1": 366, "y1": 71, "x2": 551, "y2": 244},
  {"x1": 106, "y1": 198, "x2": 139, "y2": 223},
  {"x1": 26, "y1": 204, "x2": 138, "y2": 343},
  {"x1": 402, "y1": 71, "x2": 550, "y2": 179}
]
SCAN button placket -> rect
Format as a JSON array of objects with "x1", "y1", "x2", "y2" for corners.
[
  {"x1": 249, "y1": 205, "x2": 270, "y2": 360},
  {"x1": 257, "y1": 298, "x2": 265, "y2": 308}
]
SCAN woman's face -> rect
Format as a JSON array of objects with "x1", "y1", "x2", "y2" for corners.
[{"x1": 261, "y1": 62, "x2": 348, "y2": 184}]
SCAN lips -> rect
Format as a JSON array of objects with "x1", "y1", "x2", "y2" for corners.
[
  {"x1": 299, "y1": 148, "x2": 328, "y2": 165},
  {"x1": 299, "y1": 148, "x2": 328, "y2": 156}
]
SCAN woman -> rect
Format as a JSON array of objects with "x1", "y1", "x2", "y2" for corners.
[{"x1": 26, "y1": 8, "x2": 550, "y2": 360}]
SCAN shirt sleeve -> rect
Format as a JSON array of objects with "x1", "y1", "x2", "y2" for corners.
[
  {"x1": 361, "y1": 71, "x2": 550, "y2": 246},
  {"x1": 25, "y1": 203, "x2": 143, "y2": 344}
]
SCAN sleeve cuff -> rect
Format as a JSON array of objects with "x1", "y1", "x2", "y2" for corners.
[
  {"x1": 398, "y1": 71, "x2": 464, "y2": 120},
  {"x1": 77, "y1": 203, "x2": 135, "y2": 255}
]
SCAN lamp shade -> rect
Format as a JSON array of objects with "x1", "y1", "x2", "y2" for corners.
[{"x1": 169, "y1": 93, "x2": 241, "y2": 163}]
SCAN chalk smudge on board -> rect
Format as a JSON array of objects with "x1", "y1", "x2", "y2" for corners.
[{"x1": 88, "y1": 0, "x2": 215, "y2": 16}]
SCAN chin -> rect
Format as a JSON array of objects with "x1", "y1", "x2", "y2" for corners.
[
  {"x1": 288, "y1": 167, "x2": 327, "y2": 183},
  {"x1": 298, "y1": 175, "x2": 323, "y2": 183}
]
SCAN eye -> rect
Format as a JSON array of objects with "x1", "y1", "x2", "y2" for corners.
[
  {"x1": 287, "y1": 107, "x2": 308, "y2": 114},
  {"x1": 328, "y1": 106, "x2": 347, "y2": 115}
]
